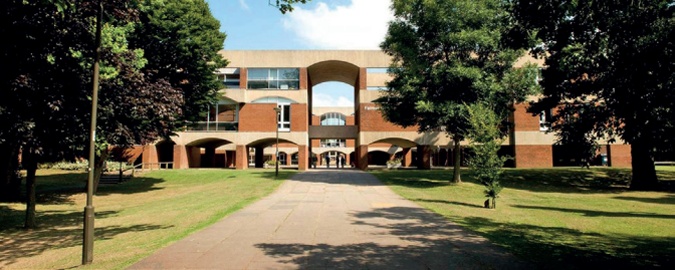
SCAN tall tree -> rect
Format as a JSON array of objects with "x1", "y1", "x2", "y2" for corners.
[
  {"x1": 130, "y1": 0, "x2": 226, "y2": 124},
  {"x1": 377, "y1": 0, "x2": 539, "y2": 182},
  {"x1": 511, "y1": 0, "x2": 675, "y2": 190}
]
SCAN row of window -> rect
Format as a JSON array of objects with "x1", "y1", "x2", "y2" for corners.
[{"x1": 218, "y1": 68, "x2": 394, "y2": 90}]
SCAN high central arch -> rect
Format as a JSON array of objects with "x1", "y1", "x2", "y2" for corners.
[{"x1": 306, "y1": 60, "x2": 363, "y2": 169}]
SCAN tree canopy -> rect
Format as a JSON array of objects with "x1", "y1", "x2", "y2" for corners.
[
  {"x1": 377, "y1": 0, "x2": 539, "y2": 182},
  {"x1": 511, "y1": 0, "x2": 675, "y2": 190},
  {"x1": 0, "y1": 0, "x2": 225, "y2": 227}
]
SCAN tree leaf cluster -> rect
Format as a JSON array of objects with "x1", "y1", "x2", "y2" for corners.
[
  {"x1": 511, "y1": 0, "x2": 675, "y2": 190},
  {"x1": 377, "y1": 0, "x2": 540, "y2": 182}
]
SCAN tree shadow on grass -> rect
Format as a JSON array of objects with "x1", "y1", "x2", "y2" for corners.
[
  {"x1": 613, "y1": 194, "x2": 675, "y2": 205},
  {"x1": 511, "y1": 205, "x2": 675, "y2": 219},
  {"x1": 95, "y1": 176, "x2": 165, "y2": 196},
  {"x1": 0, "y1": 209, "x2": 172, "y2": 267},
  {"x1": 412, "y1": 198, "x2": 485, "y2": 209},
  {"x1": 454, "y1": 216, "x2": 675, "y2": 269}
]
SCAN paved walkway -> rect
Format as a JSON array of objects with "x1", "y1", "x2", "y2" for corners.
[{"x1": 130, "y1": 169, "x2": 528, "y2": 269}]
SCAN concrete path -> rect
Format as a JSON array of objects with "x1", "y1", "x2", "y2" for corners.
[{"x1": 129, "y1": 169, "x2": 528, "y2": 269}]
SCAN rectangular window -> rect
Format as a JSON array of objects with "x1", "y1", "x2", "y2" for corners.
[
  {"x1": 366, "y1": 67, "x2": 389, "y2": 74},
  {"x1": 367, "y1": 86, "x2": 388, "y2": 91},
  {"x1": 539, "y1": 109, "x2": 551, "y2": 131},
  {"x1": 216, "y1": 68, "x2": 241, "y2": 89},
  {"x1": 320, "y1": 139, "x2": 346, "y2": 148},
  {"x1": 248, "y1": 68, "x2": 300, "y2": 90},
  {"x1": 278, "y1": 104, "x2": 291, "y2": 131}
]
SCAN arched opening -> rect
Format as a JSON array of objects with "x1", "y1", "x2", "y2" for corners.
[
  {"x1": 156, "y1": 140, "x2": 176, "y2": 169},
  {"x1": 247, "y1": 138, "x2": 299, "y2": 169},
  {"x1": 186, "y1": 138, "x2": 234, "y2": 168}
]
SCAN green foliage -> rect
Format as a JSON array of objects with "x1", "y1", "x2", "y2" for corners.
[
  {"x1": 377, "y1": 0, "x2": 538, "y2": 182},
  {"x1": 511, "y1": 0, "x2": 675, "y2": 190},
  {"x1": 131, "y1": 0, "x2": 227, "y2": 124},
  {"x1": 273, "y1": 0, "x2": 311, "y2": 14},
  {"x1": 466, "y1": 103, "x2": 507, "y2": 208}
]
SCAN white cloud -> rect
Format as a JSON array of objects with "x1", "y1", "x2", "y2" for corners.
[
  {"x1": 313, "y1": 93, "x2": 354, "y2": 107},
  {"x1": 238, "y1": 0, "x2": 249, "y2": 10},
  {"x1": 282, "y1": 0, "x2": 394, "y2": 49}
]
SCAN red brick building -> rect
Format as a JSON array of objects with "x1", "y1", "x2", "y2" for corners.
[{"x1": 133, "y1": 50, "x2": 630, "y2": 170}]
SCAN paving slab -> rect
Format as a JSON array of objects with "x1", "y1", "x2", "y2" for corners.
[{"x1": 129, "y1": 169, "x2": 529, "y2": 269}]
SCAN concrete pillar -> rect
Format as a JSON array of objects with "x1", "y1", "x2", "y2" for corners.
[
  {"x1": 142, "y1": 145, "x2": 158, "y2": 169},
  {"x1": 254, "y1": 146, "x2": 264, "y2": 168},
  {"x1": 356, "y1": 145, "x2": 368, "y2": 170},
  {"x1": 298, "y1": 145, "x2": 309, "y2": 171},
  {"x1": 286, "y1": 154, "x2": 292, "y2": 166},
  {"x1": 402, "y1": 148, "x2": 412, "y2": 167},
  {"x1": 173, "y1": 145, "x2": 189, "y2": 169},
  {"x1": 235, "y1": 145, "x2": 248, "y2": 170},
  {"x1": 417, "y1": 145, "x2": 432, "y2": 169}
]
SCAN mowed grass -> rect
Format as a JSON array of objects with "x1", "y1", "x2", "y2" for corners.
[
  {"x1": 0, "y1": 169, "x2": 292, "y2": 269},
  {"x1": 370, "y1": 167, "x2": 675, "y2": 268}
]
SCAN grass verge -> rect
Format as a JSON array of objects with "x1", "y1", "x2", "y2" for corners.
[
  {"x1": 0, "y1": 169, "x2": 292, "y2": 269},
  {"x1": 370, "y1": 167, "x2": 675, "y2": 268}
]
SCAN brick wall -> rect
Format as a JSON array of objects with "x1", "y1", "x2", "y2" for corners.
[
  {"x1": 291, "y1": 103, "x2": 308, "y2": 132},
  {"x1": 239, "y1": 68, "x2": 247, "y2": 89},
  {"x1": 514, "y1": 145, "x2": 553, "y2": 168},
  {"x1": 608, "y1": 144, "x2": 631, "y2": 167},
  {"x1": 238, "y1": 103, "x2": 277, "y2": 132},
  {"x1": 513, "y1": 103, "x2": 540, "y2": 132},
  {"x1": 300, "y1": 68, "x2": 308, "y2": 90},
  {"x1": 359, "y1": 103, "x2": 418, "y2": 132}
]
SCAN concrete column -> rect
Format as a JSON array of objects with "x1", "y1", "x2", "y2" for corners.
[
  {"x1": 173, "y1": 145, "x2": 189, "y2": 169},
  {"x1": 402, "y1": 148, "x2": 412, "y2": 167},
  {"x1": 142, "y1": 145, "x2": 158, "y2": 169},
  {"x1": 286, "y1": 154, "x2": 292, "y2": 166},
  {"x1": 254, "y1": 146, "x2": 264, "y2": 168},
  {"x1": 417, "y1": 145, "x2": 432, "y2": 169},
  {"x1": 356, "y1": 145, "x2": 368, "y2": 170},
  {"x1": 235, "y1": 145, "x2": 248, "y2": 170},
  {"x1": 298, "y1": 145, "x2": 309, "y2": 171}
]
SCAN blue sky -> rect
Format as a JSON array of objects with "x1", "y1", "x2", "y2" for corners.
[{"x1": 204, "y1": 0, "x2": 394, "y2": 107}]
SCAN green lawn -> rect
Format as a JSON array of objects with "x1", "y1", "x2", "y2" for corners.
[
  {"x1": 0, "y1": 169, "x2": 292, "y2": 269},
  {"x1": 370, "y1": 167, "x2": 675, "y2": 268}
]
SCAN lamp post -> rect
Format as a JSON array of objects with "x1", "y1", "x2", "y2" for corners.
[
  {"x1": 83, "y1": 0, "x2": 103, "y2": 265},
  {"x1": 273, "y1": 106, "x2": 281, "y2": 177}
]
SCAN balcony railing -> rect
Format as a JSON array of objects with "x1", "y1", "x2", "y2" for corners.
[{"x1": 187, "y1": 122, "x2": 238, "y2": 132}]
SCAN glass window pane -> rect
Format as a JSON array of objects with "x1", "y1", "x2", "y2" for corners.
[
  {"x1": 269, "y1": 68, "x2": 278, "y2": 80},
  {"x1": 283, "y1": 105, "x2": 290, "y2": 121},
  {"x1": 248, "y1": 69, "x2": 268, "y2": 80},
  {"x1": 248, "y1": 81, "x2": 267, "y2": 89},
  {"x1": 279, "y1": 69, "x2": 299, "y2": 80}
]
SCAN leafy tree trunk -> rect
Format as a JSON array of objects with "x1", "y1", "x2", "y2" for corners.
[
  {"x1": 630, "y1": 142, "x2": 658, "y2": 190},
  {"x1": 0, "y1": 144, "x2": 21, "y2": 202},
  {"x1": 452, "y1": 136, "x2": 462, "y2": 183},
  {"x1": 23, "y1": 151, "x2": 37, "y2": 229}
]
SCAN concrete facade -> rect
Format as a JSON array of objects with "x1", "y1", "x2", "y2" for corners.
[{"x1": 134, "y1": 50, "x2": 630, "y2": 170}]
